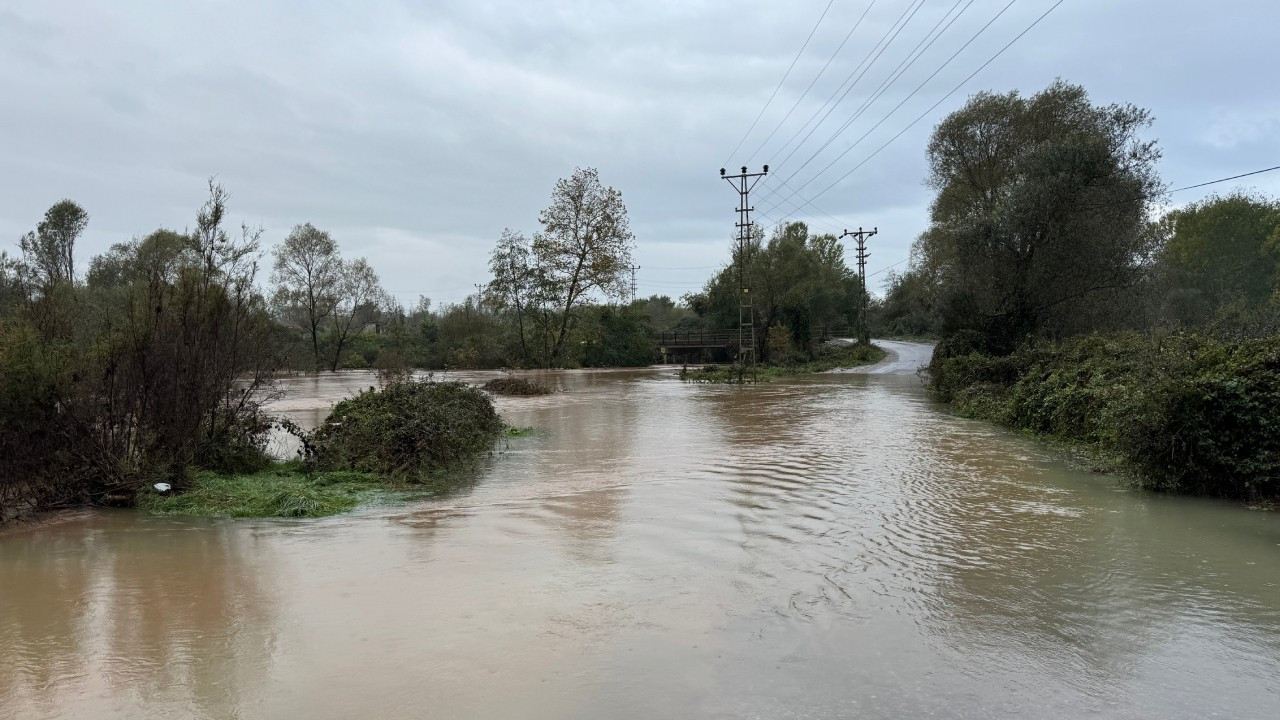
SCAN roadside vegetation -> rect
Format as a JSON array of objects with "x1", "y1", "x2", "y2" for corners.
[{"x1": 878, "y1": 80, "x2": 1280, "y2": 502}]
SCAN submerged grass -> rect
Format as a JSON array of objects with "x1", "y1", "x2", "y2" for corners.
[
  {"x1": 681, "y1": 343, "x2": 886, "y2": 383},
  {"x1": 136, "y1": 464, "x2": 386, "y2": 518}
]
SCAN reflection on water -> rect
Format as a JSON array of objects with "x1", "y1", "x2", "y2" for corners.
[{"x1": 3, "y1": 367, "x2": 1279, "y2": 719}]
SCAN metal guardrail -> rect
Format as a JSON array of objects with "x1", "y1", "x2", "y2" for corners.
[
  {"x1": 655, "y1": 326, "x2": 855, "y2": 347},
  {"x1": 654, "y1": 331, "x2": 739, "y2": 348}
]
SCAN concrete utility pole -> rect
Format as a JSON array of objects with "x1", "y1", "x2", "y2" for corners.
[
  {"x1": 840, "y1": 227, "x2": 877, "y2": 345},
  {"x1": 628, "y1": 264, "x2": 640, "y2": 304},
  {"x1": 721, "y1": 164, "x2": 768, "y2": 379}
]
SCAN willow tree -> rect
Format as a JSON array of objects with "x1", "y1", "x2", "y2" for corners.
[
  {"x1": 487, "y1": 228, "x2": 537, "y2": 365},
  {"x1": 533, "y1": 167, "x2": 635, "y2": 366},
  {"x1": 271, "y1": 223, "x2": 343, "y2": 369},
  {"x1": 917, "y1": 80, "x2": 1163, "y2": 351},
  {"x1": 19, "y1": 199, "x2": 87, "y2": 289}
]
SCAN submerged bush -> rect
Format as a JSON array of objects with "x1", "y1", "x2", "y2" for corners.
[
  {"x1": 482, "y1": 377, "x2": 553, "y2": 396},
  {"x1": 311, "y1": 378, "x2": 505, "y2": 478},
  {"x1": 929, "y1": 332, "x2": 1280, "y2": 500}
]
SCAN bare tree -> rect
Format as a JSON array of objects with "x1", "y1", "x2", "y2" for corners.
[
  {"x1": 327, "y1": 257, "x2": 386, "y2": 371},
  {"x1": 533, "y1": 167, "x2": 635, "y2": 365},
  {"x1": 271, "y1": 223, "x2": 343, "y2": 369}
]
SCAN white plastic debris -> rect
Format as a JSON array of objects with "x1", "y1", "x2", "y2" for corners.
[{"x1": 153, "y1": 482, "x2": 172, "y2": 492}]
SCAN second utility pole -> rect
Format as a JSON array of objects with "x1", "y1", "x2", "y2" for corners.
[
  {"x1": 840, "y1": 227, "x2": 877, "y2": 345},
  {"x1": 721, "y1": 164, "x2": 768, "y2": 381}
]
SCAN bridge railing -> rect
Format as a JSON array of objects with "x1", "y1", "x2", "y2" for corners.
[
  {"x1": 656, "y1": 327, "x2": 854, "y2": 347},
  {"x1": 654, "y1": 330, "x2": 740, "y2": 348}
]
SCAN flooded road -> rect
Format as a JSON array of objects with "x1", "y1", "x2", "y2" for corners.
[{"x1": 3, "y1": 351, "x2": 1280, "y2": 719}]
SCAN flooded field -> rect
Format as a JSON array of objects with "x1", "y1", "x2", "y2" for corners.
[{"x1": 3, "y1": 347, "x2": 1279, "y2": 719}]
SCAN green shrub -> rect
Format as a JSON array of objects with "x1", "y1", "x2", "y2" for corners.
[
  {"x1": 311, "y1": 379, "x2": 504, "y2": 479},
  {"x1": 482, "y1": 377, "x2": 553, "y2": 396},
  {"x1": 929, "y1": 331, "x2": 1280, "y2": 500}
]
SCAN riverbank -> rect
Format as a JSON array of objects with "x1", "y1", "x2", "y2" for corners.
[
  {"x1": 8, "y1": 361, "x2": 1280, "y2": 720},
  {"x1": 138, "y1": 378, "x2": 510, "y2": 519},
  {"x1": 928, "y1": 331, "x2": 1280, "y2": 502}
]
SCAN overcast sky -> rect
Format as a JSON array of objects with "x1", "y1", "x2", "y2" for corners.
[{"x1": 2, "y1": 0, "x2": 1277, "y2": 305}]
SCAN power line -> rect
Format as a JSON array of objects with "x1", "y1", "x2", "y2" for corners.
[
  {"x1": 723, "y1": 0, "x2": 837, "y2": 166},
  {"x1": 757, "y1": 0, "x2": 976, "y2": 220},
  {"x1": 768, "y1": 0, "x2": 1024, "y2": 213},
  {"x1": 1170, "y1": 165, "x2": 1280, "y2": 193},
  {"x1": 763, "y1": 0, "x2": 930, "y2": 178},
  {"x1": 773, "y1": 0, "x2": 1062, "y2": 219},
  {"x1": 865, "y1": 165, "x2": 1280, "y2": 284},
  {"x1": 744, "y1": 0, "x2": 880, "y2": 166},
  {"x1": 766, "y1": 0, "x2": 977, "y2": 202},
  {"x1": 868, "y1": 257, "x2": 909, "y2": 278},
  {"x1": 1079, "y1": 163, "x2": 1280, "y2": 212}
]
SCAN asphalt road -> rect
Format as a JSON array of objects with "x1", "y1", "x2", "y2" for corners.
[{"x1": 829, "y1": 338, "x2": 935, "y2": 375}]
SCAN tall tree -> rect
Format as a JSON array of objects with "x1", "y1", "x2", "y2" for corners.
[
  {"x1": 918, "y1": 80, "x2": 1162, "y2": 350},
  {"x1": 327, "y1": 257, "x2": 386, "y2": 371},
  {"x1": 271, "y1": 223, "x2": 343, "y2": 369},
  {"x1": 533, "y1": 167, "x2": 635, "y2": 366},
  {"x1": 1156, "y1": 191, "x2": 1280, "y2": 325},
  {"x1": 19, "y1": 199, "x2": 87, "y2": 289},
  {"x1": 687, "y1": 222, "x2": 860, "y2": 361},
  {"x1": 487, "y1": 229, "x2": 537, "y2": 365}
]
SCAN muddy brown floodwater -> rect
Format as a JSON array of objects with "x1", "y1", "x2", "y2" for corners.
[{"x1": 3, "y1": 344, "x2": 1279, "y2": 719}]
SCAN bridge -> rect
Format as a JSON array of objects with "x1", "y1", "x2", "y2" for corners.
[
  {"x1": 654, "y1": 330, "x2": 742, "y2": 364},
  {"x1": 654, "y1": 326, "x2": 855, "y2": 364}
]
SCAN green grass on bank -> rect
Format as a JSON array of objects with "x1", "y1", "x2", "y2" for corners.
[
  {"x1": 680, "y1": 343, "x2": 886, "y2": 383},
  {"x1": 139, "y1": 420, "x2": 542, "y2": 519},
  {"x1": 136, "y1": 463, "x2": 388, "y2": 518}
]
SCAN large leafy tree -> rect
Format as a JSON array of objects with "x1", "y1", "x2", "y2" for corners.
[
  {"x1": 533, "y1": 167, "x2": 635, "y2": 366},
  {"x1": 917, "y1": 80, "x2": 1162, "y2": 350},
  {"x1": 687, "y1": 221, "x2": 861, "y2": 361},
  {"x1": 1155, "y1": 192, "x2": 1280, "y2": 325},
  {"x1": 271, "y1": 223, "x2": 343, "y2": 369}
]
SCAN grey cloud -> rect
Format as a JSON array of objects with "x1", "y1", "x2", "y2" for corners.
[{"x1": 2, "y1": 0, "x2": 1278, "y2": 304}]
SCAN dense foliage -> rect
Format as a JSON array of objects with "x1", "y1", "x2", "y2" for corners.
[
  {"x1": 684, "y1": 221, "x2": 866, "y2": 361},
  {"x1": 930, "y1": 333, "x2": 1280, "y2": 500},
  {"x1": 680, "y1": 342, "x2": 885, "y2": 383},
  {"x1": 1, "y1": 185, "x2": 281, "y2": 522},
  {"x1": 482, "y1": 377, "x2": 553, "y2": 396},
  {"x1": 309, "y1": 379, "x2": 505, "y2": 479}
]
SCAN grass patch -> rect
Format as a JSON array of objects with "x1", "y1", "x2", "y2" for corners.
[
  {"x1": 137, "y1": 464, "x2": 386, "y2": 518},
  {"x1": 505, "y1": 426, "x2": 538, "y2": 438},
  {"x1": 680, "y1": 343, "x2": 886, "y2": 383}
]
